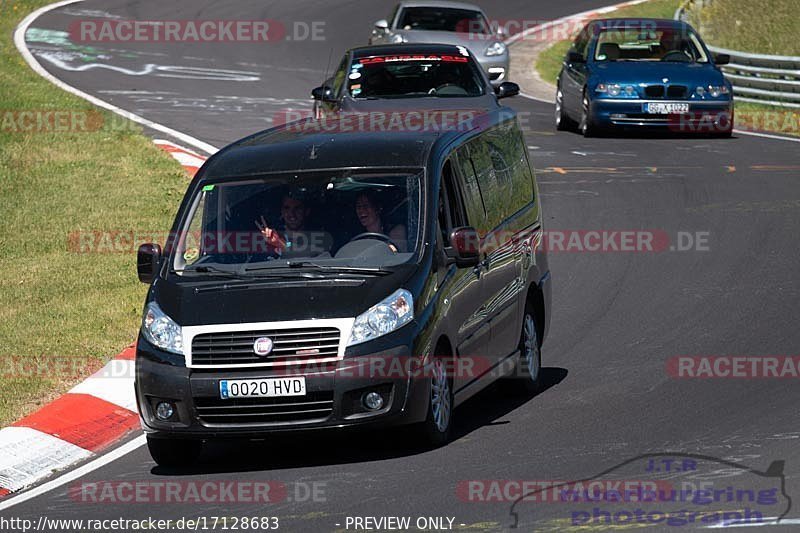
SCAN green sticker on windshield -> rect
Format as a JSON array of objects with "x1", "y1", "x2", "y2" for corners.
[
  {"x1": 183, "y1": 247, "x2": 199, "y2": 263},
  {"x1": 202, "y1": 184, "x2": 215, "y2": 192}
]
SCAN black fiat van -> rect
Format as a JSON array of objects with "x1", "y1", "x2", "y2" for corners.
[{"x1": 135, "y1": 107, "x2": 551, "y2": 466}]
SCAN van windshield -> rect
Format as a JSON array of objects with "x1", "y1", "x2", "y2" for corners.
[{"x1": 172, "y1": 170, "x2": 422, "y2": 275}]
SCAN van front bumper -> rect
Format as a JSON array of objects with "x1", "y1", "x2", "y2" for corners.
[{"x1": 135, "y1": 341, "x2": 431, "y2": 440}]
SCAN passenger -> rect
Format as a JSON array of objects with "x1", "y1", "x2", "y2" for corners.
[
  {"x1": 255, "y1": 193, "x2": 332, "y2": 257},
  {"x1": 354, "y1": 191, "x2": 408, "y2": 252}
]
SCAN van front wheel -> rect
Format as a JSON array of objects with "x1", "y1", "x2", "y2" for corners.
[
  {"x1": 147, "y1": 437, "x2": 202, "y2": 467},
  {"x1": 415, "y1": 356, "x2": 453, "y2": 448}
]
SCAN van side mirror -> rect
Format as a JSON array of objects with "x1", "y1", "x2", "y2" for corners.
[
  {"x1": 446, "y1": 227, "x2": 481, "y2": 267},
  {"x1": 567, "y1": 50, "x2": 585, "y2": 64},
  {"x1": 311, "y1": 85, "x2": 336, "y2": 102},
  {"x1": 137, "y1": 243, "x2": 162, "y2": 284},
  {"x1": 374, "y1": 19, "x2": 389, "y2": 31},
  {"x1": 494, "y1": 81, "x2": 520, "y2": 99},
  {"x1": 714, "y1": 53, "x2": 730, "y2": 65}
]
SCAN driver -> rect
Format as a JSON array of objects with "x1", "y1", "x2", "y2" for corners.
[
  {"x1": 362, "y1": 66, "x2": 397, "y2": 97},
  {"x1": 354, "y1": 191, "x2": 408, "y2": 252},
  {"x1": 657, "y1": 30, "x2": 693, "y2": 60},
  {"x1": 255, "y1": 192, "x2": 333, "y2": 258}
]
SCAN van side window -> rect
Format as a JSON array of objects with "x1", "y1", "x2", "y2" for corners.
[
  {"x1": 454, "y1": 145, "x2": 486, "y2": 231},
  {"x1": 438, "y1": 159, "x2": 468, "y2": 249},
  {"x1": 441, "y1": 160, "x2": 466, "y2": 230},
  {"x1": 486, "y1": 122, "x2": 534, "y2": 217},
  {"x1": 464, "y1": 136, "x2": 505, "y2": 232}
]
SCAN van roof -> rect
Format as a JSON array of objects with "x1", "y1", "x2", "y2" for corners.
[{"x1": 200, "y1": 108, "x2": 507, "y2": 179}]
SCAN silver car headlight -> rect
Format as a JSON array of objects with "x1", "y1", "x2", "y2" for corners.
[
  {"x1": 391, "y1": 34, "x2": 407, "y2": 44},
  {"x1": 347, "y1": 289, "x2": 413, "y2": 346},
  {"x1": 142, "y1": 302, "x2": 184, "y2": 355},
  {"x1": 485, "y1": 41, "x2": 506, "y2": 56}
]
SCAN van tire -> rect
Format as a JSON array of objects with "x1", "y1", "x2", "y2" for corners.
[
  {"x1": 147, "y1": 437, "x2": 202, "y2": 467},
  {"x1": 513, "y1": 303, "x2": 543, "y2": 394},
  {"x1": 415, "y1": 355, "x2": 454, "y2": 448}
]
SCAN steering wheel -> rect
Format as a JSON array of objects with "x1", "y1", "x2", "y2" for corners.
[
  {"x1": 661, "y1": 50, "x2": 692, "y2": 62},
  {"x1": 428, "y1": 83, "x2": 462, "y2": 95},
  {"x1": 349, "y1": 232, "x2": 398, "y2": 252}
]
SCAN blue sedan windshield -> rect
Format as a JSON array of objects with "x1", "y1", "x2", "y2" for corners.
[{"x1": 594, "y1": 27, "x2": 709, "y2": 63}]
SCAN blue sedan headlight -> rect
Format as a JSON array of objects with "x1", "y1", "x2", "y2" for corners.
[
  {"x1": 696, "y1": 85, "x2": 730, "y2": 98},
  {"x1": 596, "y1": 83, "x2": 637, "y2": 98}
]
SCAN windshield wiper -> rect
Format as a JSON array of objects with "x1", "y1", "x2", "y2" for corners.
[
  {"x1": 176, "y1": 265, "x2": 324, "y2": 280},
  {"x1": 173, "y1": 265, "x2": 248, "y2": 278},
  {"x1": 246, "y1": 261, "x2": 392, "y2": 276}
]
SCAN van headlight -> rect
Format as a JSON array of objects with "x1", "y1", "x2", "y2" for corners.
[
  {"x1": 142, "y1": 302, "x2": 184, "y2": 355},
  {"x1": 485, "y1": 41, "x2": 506, "y2": 56},
  {"x1": 347, "y1": 289, "x2": 413, "y2": 346}
]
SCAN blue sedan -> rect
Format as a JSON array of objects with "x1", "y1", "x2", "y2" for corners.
[{"x1": 555, "y1": 18, "x2": 734, "y2": 137}]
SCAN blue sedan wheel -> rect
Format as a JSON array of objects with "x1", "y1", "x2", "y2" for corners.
[
  {"x1": 555, "y1": 85, "x2": 571, "y2": 131},
  {"x1": 579, "y1": 92, "x2": 598, "y2": 138}
]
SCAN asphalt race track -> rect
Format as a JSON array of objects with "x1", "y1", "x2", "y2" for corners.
[{"x1": 5, "y1": 0, "x2": 800, "y2": 531}]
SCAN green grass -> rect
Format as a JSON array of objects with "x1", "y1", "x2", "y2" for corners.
[
  {"x1": 686, "y1": 0, "x2": 800, "y2": 55},
  {"x1": 0, "y1": 2, "x2": 189, "y2": 426},
  {"x1": 536, "y1": 0, "x2": 683, "y2": 84}
]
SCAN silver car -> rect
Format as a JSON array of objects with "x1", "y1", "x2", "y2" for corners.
[{"x1": 369, "y1": 1, "x2": 509, "y2": 86}]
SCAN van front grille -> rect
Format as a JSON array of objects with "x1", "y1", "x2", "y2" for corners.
[
  {"x1": 191, "y1": 327, "x2": 341, "y2": 366},
  {"x1": 195, "y1": 392, "x2": 334, "y2": 424}
]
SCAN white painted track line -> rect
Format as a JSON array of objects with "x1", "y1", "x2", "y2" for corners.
[
  {"x1": 13, "y1": 0, "x2": 219, "y2": 155},
  {"x1": 0, "y1": 435, "x2": 147, "y2": 512}
]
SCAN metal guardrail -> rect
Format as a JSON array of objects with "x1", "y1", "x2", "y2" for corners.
[{"x1": 675, "y1": 2, "x2": 800, "y2": 108}]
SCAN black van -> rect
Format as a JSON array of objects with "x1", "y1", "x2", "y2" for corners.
[{"x1": 135, "y1": 108, "x2": 551, "y2": 466}]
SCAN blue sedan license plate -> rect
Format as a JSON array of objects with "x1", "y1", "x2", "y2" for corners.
[{"x1": 645, "y1": 103, "x2": 689, "y2": 114}]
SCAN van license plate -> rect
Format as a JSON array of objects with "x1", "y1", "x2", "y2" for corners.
[
  {"x1": 645, "y1": 103, "x2": 689, "y2": 114},
  {"x1": 219, "y1": 377, "x2": 306, "y2": 399}
]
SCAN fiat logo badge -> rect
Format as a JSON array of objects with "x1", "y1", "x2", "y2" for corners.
[{"x1": 253, "y1": 337, "x2": 274, "y2": 356}]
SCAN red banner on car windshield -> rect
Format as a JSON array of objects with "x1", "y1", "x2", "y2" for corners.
[{"x1": 359, "y1": 54, "x2": 469, "y2": 65}]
